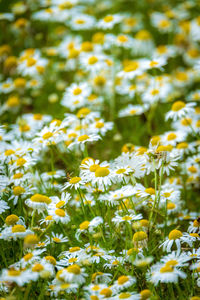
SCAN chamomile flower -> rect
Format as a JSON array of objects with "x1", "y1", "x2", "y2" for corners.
[
  {"x1": 166, "y1": 101, "x2": 196, "y2": 121},
  {"x1": 56, "y1": 264, "x2": 87, "y2": 284},
  {"x1": 148, "y1": 262, "x2": 186, "y2": 285},
  {"x1": 97, "y1": 14, "x2": 122, "y2": 30}
]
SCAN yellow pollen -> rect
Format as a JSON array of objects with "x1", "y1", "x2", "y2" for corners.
[
  {"x1": 43, "y1": 132, "x2": 53, "y2": 140},
  {"x1": 88, "y1": 56, "x2": 98, "y2": 65},
  {"x1": 188, "y1": 166, "x2": 197, "y2": 173},
  {"x1": 160, "y1": 265, "x2": 173, "y2": 273},
  {"x1": 103, "y1": 15, "x2": 114, "y2": 23},
  {"x1": 89, "y1": 164, "x2": 99, "y2": 172},
  {"x1": 124, "y1": 62, "x2": 139, "y2": 72},
  {"x1": 69, "y1": 247, "x2": 81, "y2": 252},
  {"x1": 167, "y1": 202, "x2": 176, "y2": 210},
  {"x1": 133, "y1": 231, "x2": 147, "y2": 242},
  {"x1": 118, "y1": 275, "x2": 129, "y2": 285},
  {"x1": 23, "y1": 253, "x2": 33, "y2": 261},
  {"x1": 5, "y1": 149, "x2": 15, "y2": 156},
  {"x1": 145, "y1": 188, "x2": 155, "y2": 195},
  {"x1": 167, "y1": 133, "x2": 177, "y2": 140},
  {"x1": 119, "y1": 292, "x2": 132, "y2": 299},
  {"x1": 168, "y1": 229, "x2": 182, "y2": 240},
  {"x1": 13, "y1": 186, "x2": 25, "y2": 196},
  {"x1": 8, "y1": 269, "x2": 21, "y2": 276},
  {"x1": 24, "y1": 234, "x2": 39, "y2": 245},
  {"x1": 16, "y1": 158, "x2": 26, "y2": 166},
  {"x1": 69, "y1": 177, "x2": 81, "y2": 184},
  {"x1": 53, "y1": 237, "x2": 61, "y2": 243},
  {"x1": 172, "y1": 101, "x2": 185, "y2": 111},
  {"x1": 80, "y1": 221, "x2": 90, "y2": 230},
  {"x1": 5, "y1": 214, "x2": 19, "y2": 225},
  {"x1": 45, "y1": 256, "x2": 56, "y2": 265},
  {"x1": 30, "y1": 194, "x2": 51, "y2": 204},
  {"x1": 165, "y1": 260, "x2": 178, "y2": 267},
  {"x1": 95, "y1": 121, "x2": 104, "y2": 128},
  {"x1": 73, "y1": 87, "x2": 82, "y2": 95},
  {"x1": 117, "y1": 35, "x2": 128, "y2": 43},
  {"x1": 78, "y1": 134, "x2": 89, "y2": 142},
  {"x1": 32, "y1": 263, "x2": 44, "y2": 272},
  {"x1": 95, "y1": 167, "x2": 110, "y2": 177},
  {"x1": 122, "y1": 216, "x2": 132, "y2": 221},
  {"x1": 116, "y1": 168, "x2": 126, "y2": 174},
  {"x1": 67, "y1": 264, "x2": 81, "y2": 274},
  {"x1": 140, "y1": 289, "x2": 151, "y2": 299},
  {"x1": 176, "y1": 142, "x2": 188, "y2": 149},
  {"x1": 12, "y1": 224, "x2": 26, "y2": 233},
  {"x1": 100, "y1": 288, "x2": 112, "y2": 297},
  {"x1": 56, "y1": 201, "x2": 65, "y2": 208},
  {"x1": 55, "y1": 209, "x2": 66, "y2": 217}
]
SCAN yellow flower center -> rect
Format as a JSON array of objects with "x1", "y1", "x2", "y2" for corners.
[
  {"x1": 88, "y1": 56, "x2": 98, "y2": 65},
  {"x1": 188, "y1": 166, "x2": 197, "y2": 173},
  {"x1": 5, "y1": 214, "x2": 19, "y2": 225},
  {"x1": 89, "y1": 164, "x2": 99, "y2": 172},
  {"x1": 168, "y1": 229, "x2": 182, "y2": 240},
  {"x1": 13, "y1": 186, "x2": 25, "y2": 196},
  {"x1": 118, "y1": 275, "x2": 129, "y2": 285},
  {"x1": 116, "y1": 168, "x2": 126, "y2": 174},
  {"x1": 159, "y1": 19, "x2": 170, "y2": 28},
  {"x1": 24, "y1": 234, "x2": 39, "y2": 245},
  {"x1": 76, "y1": 107, "x2": 91, "y2": 118},
  {"x1": 73, "y1": 87, "x2": 82, "y2": 95},
  {"x1": 32, "y1": 263, "x2": 44, "y2": 272},
  {"x1": 30, "y1": 194, "x2": 51, "y2": 204},
  {"x1": 53, "y1": 237, "x2": 61, "y2": 243},
  {"x1": 117, "y1": 35, "x2": 128, "y2": 43},
  {"x1": 145, "y1": 188, "x2": 155, "y2": 195},
  {"x1": 119, "y1": 293, "x2": 132, "y2": 299},
  {"x1": 69, "y1": 177, "x2": 81, "y2": 184},
  {"x1": 165, "y1": 260, "x2": 178, "y2": 267},
  {"x1": 124, "y1": 62, "x2": 139, "y2": 72},
  {"x1": 67, "y1": 264, "x2": 81, "y2": 274},
  {"x1": 12, "y1": 224, "x2": 26, "y2": 233},
  {"x1": 176, "y1": 142, "x2": 188, "y2": 149},
  {"x1": 78, "y1": 134, "x2": 89, "y2": 142},
  {"x1": 95, "y1": 167, "x2": 110, "y2": 177},
  {"x1": 103, "y1": 15, "x2": 114, "y2": 23},
  {"x1": 45, "y1": 256, "x2": 56, "y2": 265},
  {"x1": 133, "y1": 231, "x2": 147, "y2": 242},
  {"x1": 42, "y1": 132, "x2": 53, "y2": 140},
  {"x1": 160, "y1": 265, "x2": 173, "y2": 273},
  {"x1": 171, "y1": 101, "x2": 185, "y2": 111},
  {"x1": 122, "y1": 216, "x2": 132, "y2": 221},
  {"x1": 23, "y1": 253, "x2": 33, "y2": 261},
  {"x1": 55, "y1": 209, "x2": 66, "y2": 217},
  {"x1": 167, "y1": 202, "x2": 176, "y2": 210},
  {"x1": 95, "y1": 121, "x2": 104, "y2": 128},
  {"x1": 8, "y1": 269, "x2": 21, "y2": 276},
  {"x1": 69, "y1": 247, "x2": 81, "y2": 252},
  {"x1": 80, "y1": 221, "x2": 90, "y2": 230},
  {"x1": 5, "y1": 149, "x2": 15, "y2": 156},
  {"x1": 16, "y1": 158, "x2": 26, "y2": 166},
  {"x1": 167, "y1": 133, "x2": 177, "y2": 140},
  {"x1": 56, "y1": 201, "x2": 65, "y2": 208},
  {"x1": 140, "y1": 289, "x2": 151, "y2": 300},
  {"x1": 100, "y1": 288, "x2": 112, "y2": 297}
]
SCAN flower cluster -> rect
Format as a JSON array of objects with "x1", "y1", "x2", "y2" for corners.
[{"x1": 0, "y1": 0, "x2": 200, "y2": 299}]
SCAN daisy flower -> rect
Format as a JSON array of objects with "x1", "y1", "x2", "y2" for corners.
[
  {"x1": 97, "y1": 14, "x2": 122, "y2": 30},
  {"x1": 166, "y1": 101, "x2": 196, "y2": 121},
  {"x1": 56, "y1": 264, "x2": 87, "y2": 284}
]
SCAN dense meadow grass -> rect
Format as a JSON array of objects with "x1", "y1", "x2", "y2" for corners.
[{"x1": 0, "y1": 0, "x2": 200, "y2": 299}]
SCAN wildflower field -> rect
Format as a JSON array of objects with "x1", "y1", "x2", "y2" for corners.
[{"x1": 0, "y1": 0, "x2": 200, "y2": 299}]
